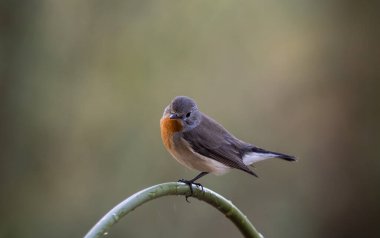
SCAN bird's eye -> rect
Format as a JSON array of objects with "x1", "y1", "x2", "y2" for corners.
[{"x1": 186, "y1": 112, "x2": 191, "y2": 118}]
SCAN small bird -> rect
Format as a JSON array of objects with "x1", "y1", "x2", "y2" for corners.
[{"x1": 160, "y1": 96, "x2": 295, "y2": 194}]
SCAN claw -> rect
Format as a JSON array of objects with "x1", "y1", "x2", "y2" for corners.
[
  {"x1": 185, "y1": 195, "x2": 191, "y2": 203},
  {"x1": 193, "y1": 182, "x2": 204, "y2": 191},
  {"x1": 178, "y1": 179, "x2": 203, "y2": 202}
]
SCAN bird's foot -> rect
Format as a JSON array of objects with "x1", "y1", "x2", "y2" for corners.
[{"x1": 178, "y1": 179, "x2": 204, "y2": 202}]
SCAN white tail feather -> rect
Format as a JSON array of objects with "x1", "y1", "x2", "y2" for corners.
[{"x1": 242, "y1": 152, "x2": 279, "y2": 165}]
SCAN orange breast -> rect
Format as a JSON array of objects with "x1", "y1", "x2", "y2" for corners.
[{"x1": 160, "y1": 117, "x2": 183, "y2": 150}]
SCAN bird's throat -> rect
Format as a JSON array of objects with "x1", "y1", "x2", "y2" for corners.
[{"x1": 160, "y1": 117, "x2": 183, "y2": 149}]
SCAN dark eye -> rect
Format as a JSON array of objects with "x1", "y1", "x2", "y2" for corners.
[{"x1": 186, "y1": 112, "x2": 191, "y2": 118}]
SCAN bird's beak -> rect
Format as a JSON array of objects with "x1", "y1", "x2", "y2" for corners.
[{"x1": 169, "y1": 113, "x2": 181, "y2": 119}]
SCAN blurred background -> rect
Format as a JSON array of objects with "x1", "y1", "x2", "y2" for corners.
[{"x1": 1, "y1": 1, "x2": 380, "y2": 237}]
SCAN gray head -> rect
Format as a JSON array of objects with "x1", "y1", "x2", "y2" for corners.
[{"x1": 169, "y1": 96, "x2": 201, "y2": 131}]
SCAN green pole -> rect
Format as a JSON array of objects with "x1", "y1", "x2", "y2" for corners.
[{"x1": 84, "y1": 182, "x2": 263, "y2": 238}]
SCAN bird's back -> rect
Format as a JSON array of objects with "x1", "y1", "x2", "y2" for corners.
[{"x1": 182, "y1": 113, "x2": 257, "y2": 176}]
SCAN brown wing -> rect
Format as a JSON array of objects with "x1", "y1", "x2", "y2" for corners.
[{"x1": 182, "y1": 113, "x2": 257, "y2": 177}]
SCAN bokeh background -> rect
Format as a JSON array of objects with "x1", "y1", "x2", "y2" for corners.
[{"x1": 1, "y1": 1, "x2": 379, "y2": 237}]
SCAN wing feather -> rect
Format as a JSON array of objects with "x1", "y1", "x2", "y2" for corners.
[{"x1": 182, "y1": 114, "x2": 257, "y2": 176}]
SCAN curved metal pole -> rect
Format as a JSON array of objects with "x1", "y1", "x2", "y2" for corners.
[{"x1": 84, "y1": 182, "x2": 263, "y2": 238}]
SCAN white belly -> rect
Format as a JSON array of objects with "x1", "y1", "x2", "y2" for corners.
[{"x1": 170, "y1": 138, "x2": 230, "y2": 175}]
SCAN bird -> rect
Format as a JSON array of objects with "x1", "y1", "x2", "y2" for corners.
[{"x1": 160, "y1": 96, "x2": 295, "y2": 195}]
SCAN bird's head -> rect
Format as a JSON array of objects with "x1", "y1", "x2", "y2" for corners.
[{"x1": 166, "y1": 96, "x2": 201, "y2": 131}]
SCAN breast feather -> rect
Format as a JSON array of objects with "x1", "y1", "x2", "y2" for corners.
[{"x1": 160, "y1": 117, "x2": 183, "y2": 150}]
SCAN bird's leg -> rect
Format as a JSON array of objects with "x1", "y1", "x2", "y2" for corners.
[{"x1": 178, "y1": 172, "x2": 208, "y2": 202}]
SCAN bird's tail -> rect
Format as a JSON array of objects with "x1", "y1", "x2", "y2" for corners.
[{"x1": 242, "y1": 146, "x2": 296, "y2": 165}]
